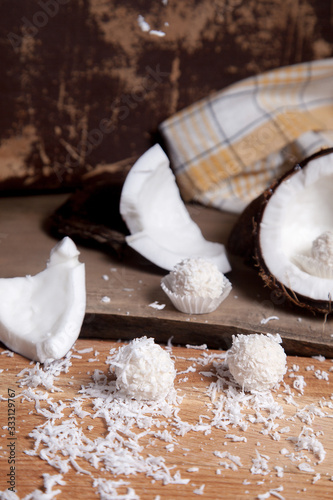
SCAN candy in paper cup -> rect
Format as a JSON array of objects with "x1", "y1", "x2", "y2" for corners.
[{"x1": 161, "y1": 274, "x2": 232, "y2": 314}]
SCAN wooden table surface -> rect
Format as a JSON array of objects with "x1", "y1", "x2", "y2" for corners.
[
  {"x1": 0, "y1": 194, "x2": 333, "y2": 499},
  {"x1": 1, "y1": 339, "x2": 333, "y2": 499}
]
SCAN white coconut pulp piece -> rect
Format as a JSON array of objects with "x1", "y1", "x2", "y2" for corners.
[
  {"x1": 259, "y1": 152, "x2": 333, "y2": 301},
  {"x1": 119, "y1": 144, "x2": 231, "y2": 273},
  {"x1": 0, "y1": 237, "x2": 86, "y2": 363}
]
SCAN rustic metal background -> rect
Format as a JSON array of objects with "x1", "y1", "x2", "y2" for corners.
[{"x1": 0, "y1": 0, "x2": 332, "y2": 192}]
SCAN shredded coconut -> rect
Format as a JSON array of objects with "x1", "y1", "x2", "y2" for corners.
[
  {"x1": 260, "y1": 316, "x2": 279, "y2": 325},
  {"x1": 257, "y1": 486, "x2": 284, "y2": 500},
  {"x1": 149, "y1": 30, "x2": 166, "y2": 37},
  {"x1": 1, "y1": 341, "x2": 332, "y2": 498},
  {"x1": 288, "y1": 426, "x2": 326, "y2": 463},
  {"x1": 251, "y1": 450, "x2": 270, "y2": 475},
  {"x1": 298, "y1": 462, "x2": 315, "y2": 472},
  {"x1": 137, "y1": 14, "x2": 150, "y2": 32},
  {"x1": 101, "y1": 296, "x2": 111, "y2": 303},
  {"x1": 148, "y1": 301, "x2": 166, "y2": 310}
]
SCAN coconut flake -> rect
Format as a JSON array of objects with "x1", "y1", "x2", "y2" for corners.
[
  {"x1": 260, "y1": 316, "x2": 279, "y2": 325},
  {"x1": 288, "y1": 426, "x2": 326, "y2": 463},
  {"x1": 148, "y1": 301, "x2": 166, "y2": 310}
]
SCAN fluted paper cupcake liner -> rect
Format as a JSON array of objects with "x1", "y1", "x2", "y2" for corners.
[{"x1": 161, "y1": 274, "x2": 232, "y2": 314}]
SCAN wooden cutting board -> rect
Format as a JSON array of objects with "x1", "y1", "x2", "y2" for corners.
[
  {"x1": 0, "y1": 194, "x2": 332, "y2": 356},
  {"x1": 0, "y1": 339, "x2": 333, "y2": 499}
]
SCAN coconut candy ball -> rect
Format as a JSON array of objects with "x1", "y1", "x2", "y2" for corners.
[
  {"x1": 311, "y1": 231, "x2": 333, "y2": 266},
  {"x1": 112, "y1": 336, "x2": 176, "y2": 401},
  {"x1": 226, "y1": 333, "x2": 287, "y2": 392},
  {"x1": 168, "y1": 257, "x2": 225, "y2": 298}
]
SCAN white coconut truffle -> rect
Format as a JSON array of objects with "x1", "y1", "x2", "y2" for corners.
[
  {"x1": 161, "y1": 258, "x2": 232, "y2": 314},
  {"x1": 111, "y1": 337, "x2": 176, "y2": 401},
  {"x1": 168, "y1": 257, "x2": 225, "y2": 298},
  {"x1": 311, "y1": 231, "x2": 333, "y2": 266},
  {"x1": 226, "y1": 334, "x2": 287, "y2": 392}
]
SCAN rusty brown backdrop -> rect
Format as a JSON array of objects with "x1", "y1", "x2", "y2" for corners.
[{"x1": 0, "y1": 0, "x2": 332, "y2": 192}]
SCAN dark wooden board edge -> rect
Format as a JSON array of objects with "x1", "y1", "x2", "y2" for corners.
[{"x1": 80, "y1": 312, "x2": 333, "y2": 358}]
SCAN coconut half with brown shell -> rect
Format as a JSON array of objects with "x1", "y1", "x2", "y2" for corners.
[{"x1": 228, "y1": 147, "x2": 333, "y2": 315}]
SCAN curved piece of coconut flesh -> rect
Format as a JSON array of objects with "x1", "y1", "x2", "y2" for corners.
[
  {"x1": 119, "y1": 144, "x2": 231, "y2": 273},
  {"x1": 0, "y1": 237, "x2": 86, "y2": 362},
  {"x1": 257, "y1": 148, "x2": 333, "y2": 313}
]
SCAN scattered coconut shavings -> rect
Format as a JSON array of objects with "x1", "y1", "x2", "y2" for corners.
[
  {"x1": 298, "y1": 462, "x2": 315, "y2": 473},
  {"x1": 312, "y1": 355, "x2": 326, "y2": 362},
  {"x1": 214, "y1": 451, "x2": 242, "y2": 471},
  {"x1": 186, "y1": 344, "x2": 208, "y2": 350},
  {"x1": 260, "y1": 316, "x2": 279, "y2": 325},
  {"x1": 2, "y1": 342, "x2": 333, "y2": 499},
  {"x1": 92, "y1": 478, "x2": 139, "y2": 500},
  {"x1": 101, "y1": 296, "x2": 111, "y2": 304},
  {"x1": 17, "y1": 353, "x2": 73, "y2": 392},
  {"x1": 274, "y1": 466, "x2": 284, "y2": 478},
  {"x1": 0, "y1": 473, "x2": 66, "y2": 499},
  {"x1": 225, "y1": 433, "x2": 247, "y2": 442},
  {"x1": 257, "y1": 485, "x2": 285, "y2": 500},
  {"x1": 149, "y1": 29, "x2": 166, "y2": 37},
  {"x1": 287, "y1": 426, "x2": 326, "y2": 463},
  {"x1": 75, "y1": 347, "x2": 94, "y2": 354},
  {"x1": 1, "y1": 349, "x2": 14, "y2": 357},
  {"x1": 312, "y1": 472, "x2": 321, "y2": 484},
  {"x1": 177, "y1": 365, "x2": 196, "y2": 376},
  {"x1": 137, "y1": 14, "x2": 150, "y2": 32},
  {"x1": 314, "y1": 370, "x2": 329, "y2": 380},
  {"x1": 289, "y1": 374, "x2": 306, "y2": 394},
  {"x1": 193, "y1": 484, "x2": 205, "y2": 495},
  {"x1": 251, "y1": 450, "x2": 270, "y2": 475},
  {"x1": 148, "y1": 301, "x2": 166, "y2": 310}
]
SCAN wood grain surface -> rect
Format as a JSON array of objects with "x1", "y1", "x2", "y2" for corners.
[
  {"x1": 0, "y1": 194, "x2": 332, "y2": 357},
  {"x1": 1, "y1": 339, "x2": 333, "y2": 499}
]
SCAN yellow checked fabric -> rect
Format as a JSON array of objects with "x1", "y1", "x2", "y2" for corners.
[{"x1": 160, "y1": 59, "x2": 333, "y2": 213}]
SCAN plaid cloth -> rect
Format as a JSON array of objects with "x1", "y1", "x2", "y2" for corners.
[{"x1": 160, "y1": 58, "x2": 333, "y2": 213}]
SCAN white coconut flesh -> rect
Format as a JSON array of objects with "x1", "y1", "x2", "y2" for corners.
[
  {"x1": 119, "y1": 144, "x2": 231, "y2": 273},
  {"x1": 0, "y1": 237, "x2": 86, "y2": 362},
  {"x1": 259, "y1": 153, "x2": 333, "y2": 301}
]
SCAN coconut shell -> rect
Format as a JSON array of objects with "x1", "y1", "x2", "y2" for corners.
[
  {"x1": 46, "y1": 169, "x2": 131, "y2": 259},
  {"x1": 228, "y1": 147, "x2": 333, "y2": 315}
]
